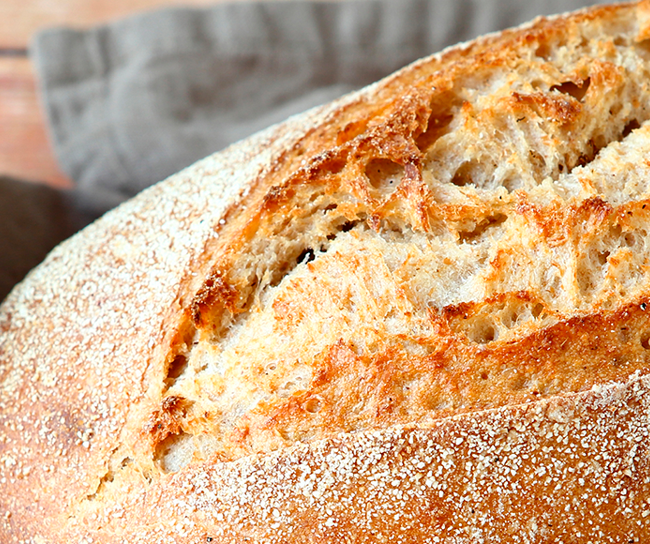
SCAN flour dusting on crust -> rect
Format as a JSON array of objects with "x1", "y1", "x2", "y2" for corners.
[{"x1": 2, "y1": 2, "x2": 650, "y2": 542}]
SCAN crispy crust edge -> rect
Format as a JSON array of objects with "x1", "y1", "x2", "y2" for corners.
[{"x1": 1, "y1": 1, "x2": 650, "y2": 542}]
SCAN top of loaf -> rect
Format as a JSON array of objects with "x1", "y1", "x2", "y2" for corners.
[
  {"x1": 2, "y1": 1, "x2": 650, "y2": 541},
  {"x1": 160, "y1": 0, "x2": 650, "y2": 469}
]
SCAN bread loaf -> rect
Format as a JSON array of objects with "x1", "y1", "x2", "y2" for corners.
[{"x1": 3, "y1": 2, "x2": 650, "y2": 541}]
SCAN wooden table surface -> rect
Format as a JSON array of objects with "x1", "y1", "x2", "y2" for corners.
[{"x1": 0, "y1": 0, "x2": 236, "y2": 189}]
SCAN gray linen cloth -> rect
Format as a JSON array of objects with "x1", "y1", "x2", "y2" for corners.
[{"x1": 1, "y1": 0, "x2": 617, "y2": 300}]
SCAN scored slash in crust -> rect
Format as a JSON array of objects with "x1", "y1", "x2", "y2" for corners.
[{"x1": 2, "y1": 2, "x2": 650, "y2": 542}]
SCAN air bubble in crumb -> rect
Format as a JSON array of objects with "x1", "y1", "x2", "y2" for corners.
[
  {"x1": 304, "y1": 398, "x2": 322, "y2": 413},
  {"x1": 365, "y1": 159, "x2": 405, "y2": 193},
  {"x1": 467, "y1": 319, "x2": 497, "y2": 344},
  {"x1": 157, "y1": 433, "x2": 194, "y2": 473},
  {"x1": 641, "y1": 333, "x2": 650, "y2": 350}
]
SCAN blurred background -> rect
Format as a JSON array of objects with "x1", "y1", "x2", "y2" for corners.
[{"x1": 0, "y1": 0, "x2": 224, "y2": 190}]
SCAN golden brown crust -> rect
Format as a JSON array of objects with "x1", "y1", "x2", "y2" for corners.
[
  {"x1": 3, "y1": 2, "x2": 650, "y2": 542},
  {"x1": 67, "y1": 373, "x2": 650, "y2": 543}
]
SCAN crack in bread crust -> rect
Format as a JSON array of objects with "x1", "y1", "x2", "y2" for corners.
[
  {"x1": 4, "y1": 2, "x2": 650, "y2": 542},
  {"x1": 148, "y1": 2, "x2": 650, "y2": 474}
]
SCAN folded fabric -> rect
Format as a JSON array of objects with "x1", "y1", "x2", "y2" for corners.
[{"x1": 32, "y1": 0, "x2": 615, "y2": 213}]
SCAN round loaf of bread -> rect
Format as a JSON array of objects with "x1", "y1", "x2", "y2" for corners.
[{"x1": 3, "y1": 2, "x2": 650, "y2": 542}]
